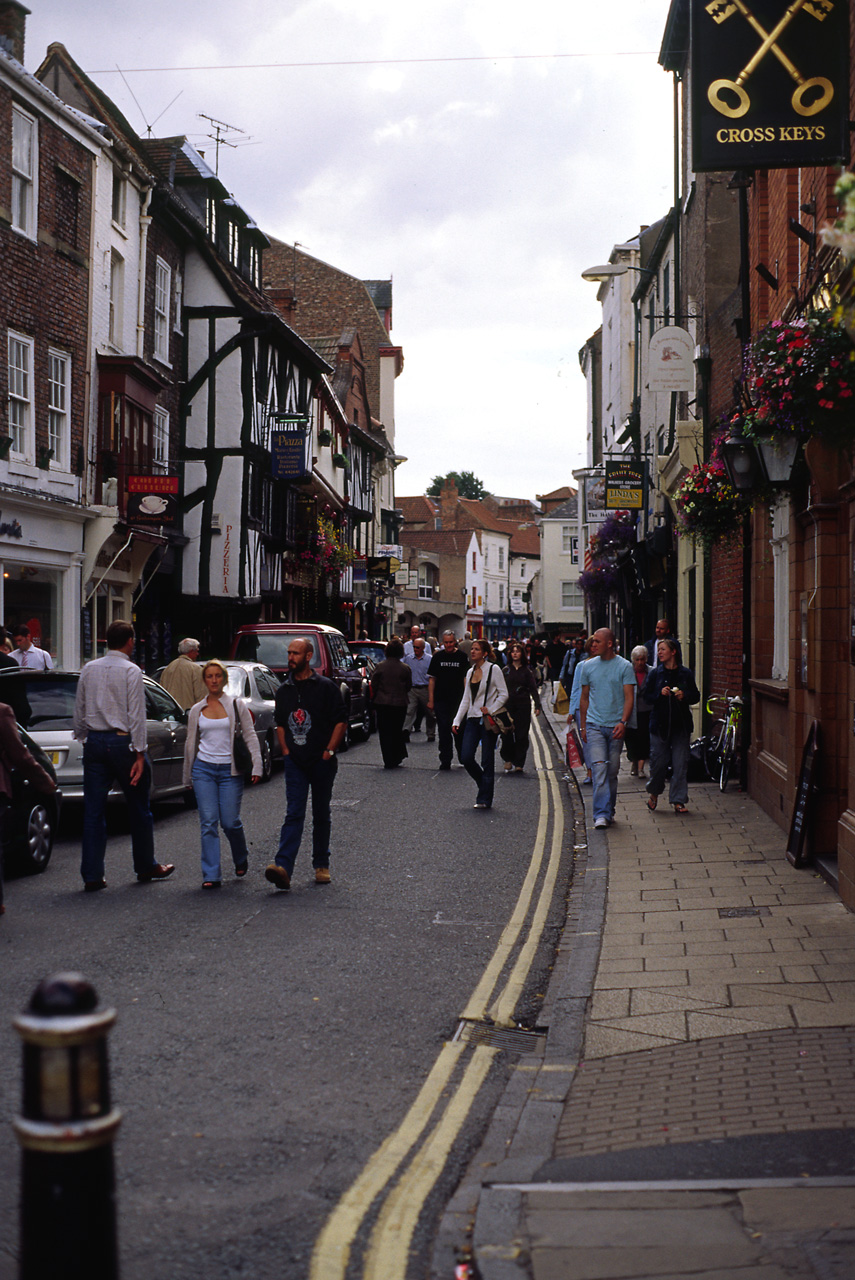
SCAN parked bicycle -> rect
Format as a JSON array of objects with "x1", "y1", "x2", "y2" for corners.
[{"x1": 702, "y1": 693, "x2": 743, "y2": 791}]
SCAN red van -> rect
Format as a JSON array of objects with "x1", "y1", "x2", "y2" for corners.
[{"x1": 230, "y1": 623, "x2": 372, "y2": 747}]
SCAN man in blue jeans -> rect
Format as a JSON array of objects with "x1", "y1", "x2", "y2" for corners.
[
  {"x1": 268, "y1": 638, "x2": 347, "y2": 892},
  {"x1": 72, "y1": 619, "x2": 175, "y2": 891},
  {"x1": 579, "y1": 628, "x2": 636, "y2": 830}
]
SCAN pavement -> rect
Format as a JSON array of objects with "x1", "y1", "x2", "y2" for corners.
[{"x1": 451, "y1": 697, "x2": 855, "y2": 1280}]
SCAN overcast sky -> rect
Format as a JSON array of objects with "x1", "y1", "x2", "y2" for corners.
[{"x1": 24, "y1": 1, "x2": 675, "y2": 502}]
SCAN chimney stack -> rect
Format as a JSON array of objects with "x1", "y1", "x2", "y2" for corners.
[
  {"x1": 0, "y1": 2, "x2": 29, "y2": 64},
  {"x1": 439, "y1": 477, "x2": 459, "y2": 529}
]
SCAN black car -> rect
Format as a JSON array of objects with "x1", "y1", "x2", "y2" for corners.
[{"x1": 2, "y1": 725, "x2": 61, "y2": 876}]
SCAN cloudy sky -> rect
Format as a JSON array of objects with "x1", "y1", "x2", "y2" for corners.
[{"x1": 24, "y1": 1, "x2": 675, "y2": 502}]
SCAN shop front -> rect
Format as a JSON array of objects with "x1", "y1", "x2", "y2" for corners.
[{"x1": 0, "y1": 494, "x2": 87, "y2": 668}]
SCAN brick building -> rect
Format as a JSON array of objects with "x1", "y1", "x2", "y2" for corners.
[{"x1": 1, "y1": 3, "x2": 106, "y2": 663}]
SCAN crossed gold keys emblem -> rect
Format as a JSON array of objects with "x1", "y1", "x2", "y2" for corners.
[{"x1": 706, "y1": 0, "x2": 835, "y2": 118}]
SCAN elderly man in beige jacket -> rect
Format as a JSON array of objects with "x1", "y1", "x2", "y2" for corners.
[{"x1": 159, "y1": 638, "x2": 206, "y2": 709}]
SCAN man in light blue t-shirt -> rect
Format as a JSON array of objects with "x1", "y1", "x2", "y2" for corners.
[{"x1": 579, "y1": 628, "x2": 636, "y2": 829}]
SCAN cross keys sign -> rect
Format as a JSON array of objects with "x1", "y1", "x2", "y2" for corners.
[{"x1": 691, "y1": 0, "x2": 849, "y2": 171}]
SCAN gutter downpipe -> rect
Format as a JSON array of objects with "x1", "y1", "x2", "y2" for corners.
[{"x1": 136, "y1": 186, "x2": 153, "y2": 359}]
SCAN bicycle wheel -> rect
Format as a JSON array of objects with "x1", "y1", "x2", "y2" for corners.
[
  {"x1": 703, "y1": 727, "x2": 724, "y2": 781},
  {"x1": 719, "y1": 726, "x2": 736, "y2": 792}
]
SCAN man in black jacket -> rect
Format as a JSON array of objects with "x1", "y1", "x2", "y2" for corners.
[
  {"x1": 427, "y1": 631, "x2": 469, "y2": 770},
  {"x1": 268, "y1": 638, "x2": 347, "y2": 891}
]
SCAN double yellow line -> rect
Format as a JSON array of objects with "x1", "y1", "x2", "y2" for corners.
[{"x1": 310, "y1": 716, "x2": 566, "y2": 1280}]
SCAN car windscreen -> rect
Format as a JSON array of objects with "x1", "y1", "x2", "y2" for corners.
[
  {"x1": 233, "y1": 635, "x2": 322, "y2": 670},
  {"x1": 225, "y1": 668, "x2": 249, "y2": 698},
  {"x1": 0, "y1": 674, "x2": 78, "y2": 730}
]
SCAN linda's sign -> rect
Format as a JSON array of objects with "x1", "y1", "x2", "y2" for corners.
[
  {"x1": 691, "y1": 0, "x2": 850, "y2": 172},
  {"x1": 605, "y1": 461, "x2": 645, "y2": 510}
]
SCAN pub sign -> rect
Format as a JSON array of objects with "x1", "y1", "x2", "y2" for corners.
[
  {"x1": 691, "y1": 0, "x2": 850, "y2": 172},
  {"x1": 605, "y1": 461, "x2": 645, "y2": 510}
]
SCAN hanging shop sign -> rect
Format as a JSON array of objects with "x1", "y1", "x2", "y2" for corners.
[
  {"x1": 584, "y1": 473, "x2": 608, "y2": 525},
  {"x1": 127, "y1": 474, "x2": 179, "y2": 526},
  {"x1": 605, "y1": 461, "x2": 645, "y2": 510},
  {"x1": 690, "y1": 0, "x2": 850, "y2": 173},
  {"x1": 648, "y1": 327, "x2": 695, "y2": 393},
  {"x1": 271, "y1": 429, "x2": 308, "y2": 480}
]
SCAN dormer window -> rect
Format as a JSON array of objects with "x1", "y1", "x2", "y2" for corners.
[
  {"x1": 206, "y1": 195, "x2": 217, "y2": 242},
  {"x1": 228, "y1": 220, "x2": 240, "y2": 268}
]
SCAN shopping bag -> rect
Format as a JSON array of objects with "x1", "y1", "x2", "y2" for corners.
[{"x1": 566, "y1": 728, "x2": 583, "y2": 769}]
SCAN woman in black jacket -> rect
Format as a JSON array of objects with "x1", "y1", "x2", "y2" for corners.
[
  {"x1": 370, "y1": 639, "x2": 413, "y2": 768},
  {"x1": 641, "y1": 638, "x2": 700, "y2": 815},
  {"x1": 499, "y1": 641, "x2": 542, "y2": 773}
]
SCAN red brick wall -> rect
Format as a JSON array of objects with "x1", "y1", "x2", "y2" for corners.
[{"x1": 1, "y1": 82, "x2": 93, "y2": 471}]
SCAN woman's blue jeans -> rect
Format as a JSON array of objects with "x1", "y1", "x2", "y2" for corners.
[
  {"x1": 191, "y1": 760, "x2": 248, "y2": 881},
  {"x1": 459, "y1": 718, "x2": 497, "y2": 806}
]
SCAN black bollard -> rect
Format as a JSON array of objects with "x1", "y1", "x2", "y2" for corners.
[{"x1": 13, "y1": 973, "x2": 121, "y2": 1280}]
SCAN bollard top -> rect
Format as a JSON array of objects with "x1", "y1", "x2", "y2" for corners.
[{"x1": 28, "y1": 972, "x2": 98, "y2": 1017}]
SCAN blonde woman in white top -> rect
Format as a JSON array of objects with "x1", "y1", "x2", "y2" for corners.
[
  {"x1": 183, "y1": 659, "x2": 262, "y2": 888},
  {"x1": 452, "y1": 639, "x2": 509, "y2": 809}
]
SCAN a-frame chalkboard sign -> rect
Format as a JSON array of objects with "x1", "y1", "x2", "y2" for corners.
[{"x1": 787, "y1": 720, "x2": 821, "y2": 868}]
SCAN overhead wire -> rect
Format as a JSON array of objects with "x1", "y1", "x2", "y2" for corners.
[{"x1": 89, "y1": 49, "x2": 659, "y2": 75}]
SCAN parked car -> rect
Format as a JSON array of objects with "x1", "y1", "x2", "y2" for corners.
[
  {"x1": 230, "y1": 623, "x2": 372, "y2": 746},
  {"x1": 153, "y1": 659, "x2": 283, "y2": 780},
  {"x1": 0, "y1": 669, "x2": 188, "y2": 802},
  {"x1": 349, "y1": 640, "x2": 388, "y2": 670},
  {"x1": 2, "y1": 725, "x2": 61, "y2": 876}
]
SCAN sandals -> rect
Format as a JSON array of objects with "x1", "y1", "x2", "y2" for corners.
[
  {"x1": 673, "y1": 803, "x2": 689, "y2": 815},
  {"x1": 202, "y1": 880, "x2": 221, "y2": 890},
  {"x1": 647, "y1": 795, "x2": 658, "y2": 811},
  {"x1": 235, "y1": 862, "x2": 248, "y2": 877}
]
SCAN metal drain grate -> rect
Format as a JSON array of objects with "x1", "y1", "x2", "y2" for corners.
[
  {"x1": 717, "y1": 906, "x2": 772, "y2": 918},
  {"x1": 454, "y1": 1021, "x2": 545, "y2": 1054}
]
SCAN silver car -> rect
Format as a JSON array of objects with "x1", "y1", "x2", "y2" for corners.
[
  {"x1": 219, "y1": 661, "x2": 283, "y2": 781},
  {"x1": 0, "y1": 669, "x2": 188, "y2": 802}
]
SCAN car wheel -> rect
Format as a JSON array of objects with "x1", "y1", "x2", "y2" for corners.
[
  {"x1": 14, "y1": 798, "x2": 56, "y2": 876},
  {"x1": 260, "y1": 734, "x2": 273, "y2": 782},
  {"x1": 355, "y1": 703, "x2": 372, "y2": 740}
]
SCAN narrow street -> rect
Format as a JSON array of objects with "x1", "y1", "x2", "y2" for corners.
[{"x1": 0, "y1": 716, "x2": 574, "y2": 1280}]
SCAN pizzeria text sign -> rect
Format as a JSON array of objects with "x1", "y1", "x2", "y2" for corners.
[
  {"x1": 691, "y1": 0, "x2": 850, "y2": 172},
  {"x1": 605, "y1": 461, "x2": 645, "y2": 510}
]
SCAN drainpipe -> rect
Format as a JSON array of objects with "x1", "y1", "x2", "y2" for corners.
[{"x1": 136, "y1": 185, "x2": 152, "y2": 359}]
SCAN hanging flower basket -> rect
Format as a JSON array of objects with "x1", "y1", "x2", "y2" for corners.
[
  {"x1": 674, "y1": 454, "x2": 743, "y2": 551},
  {"x1": 332, "y1": 452, "x2": 349, "y2": 469},
  {"x1": 747, "y1": 311, "x2": 855, "y2": 447},
  {"x1": 588, "y1": 510, "x2": 637, "y2": 559},
  {"x1": 318, "y1": 428, "x2": 333, "y2": 446},
  {"x1": 579, "y1": 563, "x2": 619, "y2": 603}
]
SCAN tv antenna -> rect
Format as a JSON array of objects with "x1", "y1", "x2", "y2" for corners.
[
  {"x1": 197, "y1": 113, "x2": 251, "y2": 175},
  {"x1": 115, "y1": 65, "x2": 183, "y2": 137}
]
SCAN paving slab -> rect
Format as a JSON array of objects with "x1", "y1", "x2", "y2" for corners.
[{"x1": 465, "y1": 720, "x2": 855, "y2": 1280}]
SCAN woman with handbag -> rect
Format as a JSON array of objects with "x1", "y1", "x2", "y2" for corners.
[
  {"x1": 642, "y1": 639, "x2": 700, "y2": 815},
  {"x1": 183, "y1": 659, "x2": 262, "y2": 888},
  {"x1": 452, "y1": 640, "x2": 508, "y2": 809},
  {"x1": 499, "y1": 641, "x2": 542, "y2": 774}
]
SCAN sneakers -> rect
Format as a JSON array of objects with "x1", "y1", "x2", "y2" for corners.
[
  {"x1": 439, "y1": 762, "x2": 452, "y2": 771},
  {"x1": 265, "y1": 863, "x2": 291, "y2": 892},
  {"x1": 629, "y1": 763, "x2": 638, "y2": 777},
  {"x1": 594, "y1": 817, "x2": 609, "y2": 829},
  {"x1": 315, "y1": 867, "x2": 331, "y2": 885}
]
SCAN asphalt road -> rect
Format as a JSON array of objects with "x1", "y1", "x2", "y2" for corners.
[{"x1": 0, "y1": 721, "x2": 572, "y2": 1280}]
